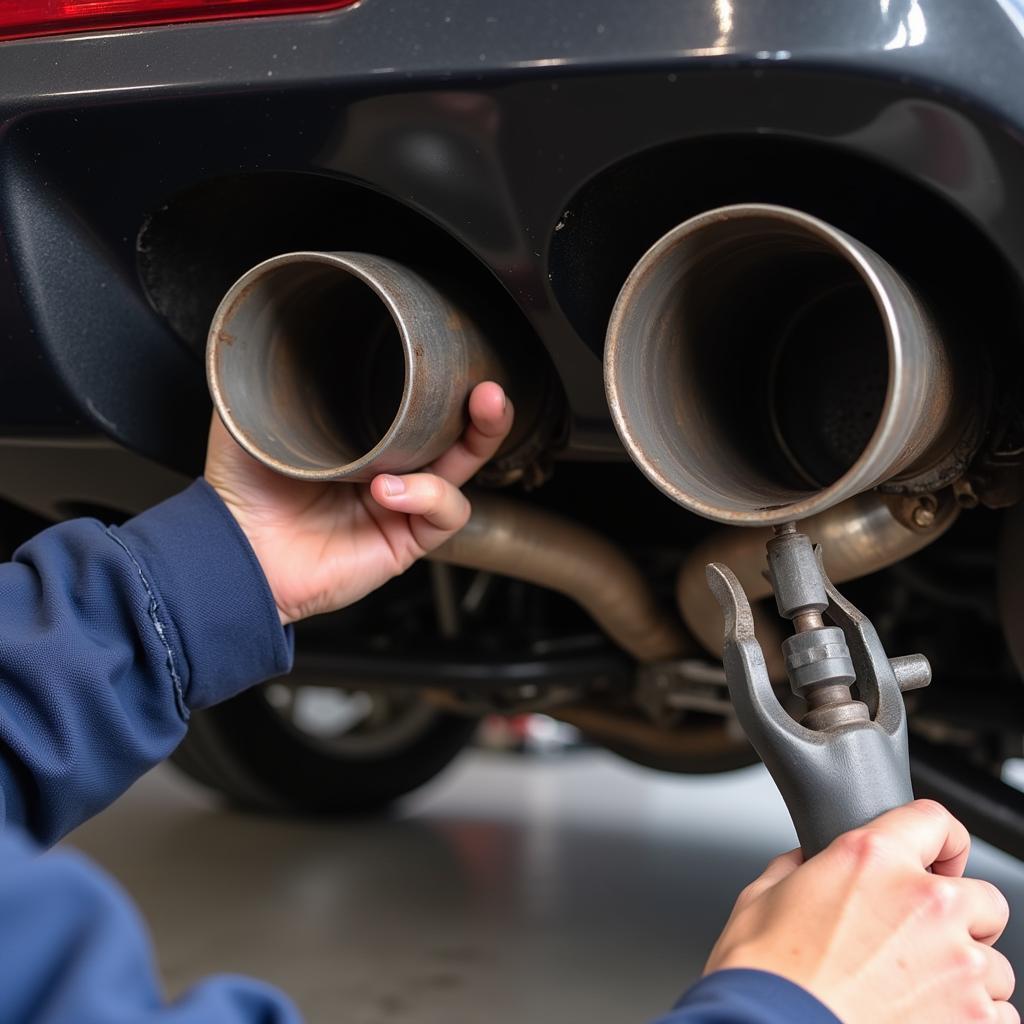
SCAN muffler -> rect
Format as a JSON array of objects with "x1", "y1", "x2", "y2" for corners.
[
  {"x1": 208, "y1": 251, "x2": 554, "y2": 483},
  {"x1": 605, "y1": 204, "x2": 979, "y2": 525}
]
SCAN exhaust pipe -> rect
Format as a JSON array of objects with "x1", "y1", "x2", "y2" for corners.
[
  {"x1": 208, "y1": 251, "x2": 555, "y2": 483},
  {"x1": 605, "y1": 204, "x2": 979, "y2": 525},
  {"x1": 432, "y1": 492, "x2": 692, "y2": 663},
  {"x1": 206, "y1": 251, "x2": 688, "y2": 665}
]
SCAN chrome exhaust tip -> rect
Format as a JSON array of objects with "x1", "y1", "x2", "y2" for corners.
[
  {"x1": 208, "y1": 250, "x2": 552, "y2": 483},
  {"x1": 604, "y1": 204, "x2": 975, "y2": 525}
]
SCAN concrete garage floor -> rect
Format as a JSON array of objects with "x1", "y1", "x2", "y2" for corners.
[{"x1": 67, "y1": 750, "x2": 1024, "y2": 1024}]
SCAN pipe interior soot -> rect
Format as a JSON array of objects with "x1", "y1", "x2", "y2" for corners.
[{"x1": 677, "y1": 226, "x2": 891, "y2": 499}]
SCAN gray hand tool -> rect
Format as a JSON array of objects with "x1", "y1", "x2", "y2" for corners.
[{"x1": 707, "y1": 523, "x2": 931, "y2": 858}]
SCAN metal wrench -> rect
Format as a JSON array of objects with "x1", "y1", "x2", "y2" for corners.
[{"x1": 706, "y1": 524, "x2": 930, "y2": 857}]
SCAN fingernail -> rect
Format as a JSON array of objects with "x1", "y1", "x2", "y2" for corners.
[
  {"x1": 381, "y1": 475, "x2": 405, "y2": 496},
  {"x1": 501, "y1": 391, "x2": 508, "y2": 412}
]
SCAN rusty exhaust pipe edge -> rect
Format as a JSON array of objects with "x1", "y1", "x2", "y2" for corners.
[
  {"x1": 431, "y1": 493, "x2": 692, "y2": 663},
  {"x1": 605, "y1": 204, "x2": 979, "y2": 526},
  {"x1": 677, "y1": 490, "x2": 960, "y2": 682},
  {"x1": 208, "y1": 251, "x2": 552, "y2": 483}
]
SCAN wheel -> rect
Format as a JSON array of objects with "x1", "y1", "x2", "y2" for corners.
[{"x1": 171, "y1": 676, "x2": 478, "y2": 816}]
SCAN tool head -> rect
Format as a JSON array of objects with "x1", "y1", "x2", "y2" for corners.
[{"x1": 706, "y1": 531, "x2": 926, "y2": 856}]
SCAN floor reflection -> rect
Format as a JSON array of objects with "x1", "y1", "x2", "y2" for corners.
[{"x1": 68, "y1": 750, "x2": 1024, "y2": 1023}]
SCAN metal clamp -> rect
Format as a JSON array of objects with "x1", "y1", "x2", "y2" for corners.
[{"x1": 706, "y1": 526, "x2": 929, "y2": 857}]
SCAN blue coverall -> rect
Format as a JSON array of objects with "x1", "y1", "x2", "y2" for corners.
[{"x1": 0, "y1": 479, "x2": 841, "y2": 1024}]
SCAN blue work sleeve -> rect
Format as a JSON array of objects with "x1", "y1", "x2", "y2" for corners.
[
  {"x1": 0, "y1": 826, "x2": 303, "y2": 1024},
  {"x1": 654, "y1": 969, "x2": 843, "y2": 1023},
  {"x1": 0, "y1": 479, "x2": 293, "y2": 845}
]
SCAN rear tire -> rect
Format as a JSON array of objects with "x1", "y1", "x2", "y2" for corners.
[{"x1": 172, "y1": 682, "x2": 477, "y2": 816}]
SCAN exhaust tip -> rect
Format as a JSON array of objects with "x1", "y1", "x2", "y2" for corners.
[
  {"x1": 208, "y1": 252, "x2": 415, "y2": 481},
  {"x1": 605, "y1": 204, "x2": 962, "y2": 525},
  {"x1": 209, "y1": 250, "x2": 564, "y2": 486}
]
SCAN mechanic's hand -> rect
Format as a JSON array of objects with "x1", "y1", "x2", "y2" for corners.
[
  {"x1": 705, "y1": 800, "x2": 1016, "y2": 1024},
  {"x1": 205, "y1": 381, "x2": 512, "y2": 625}
]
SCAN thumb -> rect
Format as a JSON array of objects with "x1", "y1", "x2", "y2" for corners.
[{"x1": 735, "y1": 848, "x2": 803, "y2": 909}]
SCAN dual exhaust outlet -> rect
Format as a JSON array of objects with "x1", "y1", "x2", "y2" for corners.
[
  {"x1": 207, "y1": 204, "x2": 978, "y2": 659},
  {"x1": 604, "y1": 204, "x2": 976, "y2": 526},
  {"x1": 208, "y1": 252, "x2": 557, "y2": 487}
]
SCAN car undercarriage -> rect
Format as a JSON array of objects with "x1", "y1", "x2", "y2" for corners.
[{"x1": 2, "y1": 0, "x2": 1024, "y2": 856}]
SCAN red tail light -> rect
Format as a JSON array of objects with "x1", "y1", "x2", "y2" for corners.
[{"x1": 0, "y1": 0, "x2": 359, "y2": 41}]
